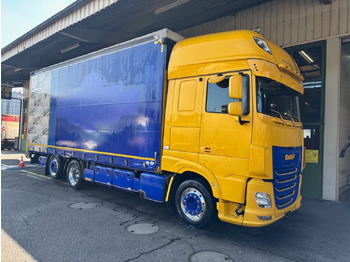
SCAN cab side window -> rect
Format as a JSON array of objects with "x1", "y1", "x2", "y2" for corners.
[{"x1": 206, "y1": 77, "x2": 238, "y2": 114}]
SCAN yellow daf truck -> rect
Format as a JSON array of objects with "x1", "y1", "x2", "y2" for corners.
[
  {"x1": 28, "y1": 29, "x2": 304, "y2": 228},
  {"x1": 164, "y1": 30, "x2": 304, "y2": 227}
]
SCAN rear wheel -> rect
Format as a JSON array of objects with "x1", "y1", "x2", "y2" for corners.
[
  {"x1": 175, "y1": 179, "x2": 215, "y2": 228},
  {"x1": 47, "y1": 155, "x2": 62, "y2": 179},
  {"x1": 66, "y1": 160, "x2": 84, "y2": 189},
  {"x1": 30, "y1": 154, "x2": 39, "y2": 164}
]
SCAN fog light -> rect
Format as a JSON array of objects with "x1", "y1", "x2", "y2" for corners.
[
  {"x1": 258, "y1": 216, "x2": 272, "y2": 221},
  {"x1": 256, "y1": 192, "x2": 272, "y2": 208}
]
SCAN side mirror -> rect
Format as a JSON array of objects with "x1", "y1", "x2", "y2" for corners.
[
  {"x1": 229, "y1": 75, "x2": 243, "y2": 99},
  {"x1": 228, "y1": 101, "x2": 242, "y2": 116}
]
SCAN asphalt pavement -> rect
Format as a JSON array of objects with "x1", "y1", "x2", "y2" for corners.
[{"x1": 1, "y1": 150, "x2": 350, "y2": 262}]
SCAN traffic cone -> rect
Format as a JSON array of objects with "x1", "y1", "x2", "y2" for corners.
[{"x1": 19, "y1": 156, "x2": 25, "y2": 167}]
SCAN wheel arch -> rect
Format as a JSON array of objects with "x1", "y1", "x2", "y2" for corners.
[
  {"x1": 63, "y1": 157, "x2": 85, "y2": 173},
  {"x1": 166, "y1": 167, "x2": 221, "y2": 206}
]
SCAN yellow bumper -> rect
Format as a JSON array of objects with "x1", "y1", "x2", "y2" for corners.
[
  {"x1": 218, "y1": 177, "x2": 302, "y2": 227},
  {"x1": 242, "y1": 193, "x2": 302, "y2": 227}
]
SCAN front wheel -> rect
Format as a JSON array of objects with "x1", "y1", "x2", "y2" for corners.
[
  {"x1": 66, "y1": 160, "x2": 84, "y2": 189},
  {"x1": 175, "y1": 179, "x2": 215, "y2": 228}
]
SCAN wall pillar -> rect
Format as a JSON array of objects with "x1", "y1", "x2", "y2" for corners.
[
  {"x1": 23, "y1": 80, "x2": 30, "y2": 99},
  {"x1": 19, "y1": 80, "x2": 30, "y2": 152},
  {"x1": 323, "y1": 37, "x2": 341, "y2": 201}
]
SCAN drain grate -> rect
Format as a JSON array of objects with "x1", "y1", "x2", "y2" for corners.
[
  {"x1": 127, "y1": 223, "x2": 159, "y2": 235},
  {"x1": 190, "y1": 251, "x2": 233, "y2": 262},
  {"x1": 69, "y1": 202, "x2": 101, "y2": 209}
]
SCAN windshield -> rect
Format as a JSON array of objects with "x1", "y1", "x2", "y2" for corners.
[{"x1": 256, "y1": 77, "x2": 301, "y2": 122}]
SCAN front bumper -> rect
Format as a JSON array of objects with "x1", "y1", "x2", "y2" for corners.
[
  {"x1": 242, "y1": 192, "x2": 302, "y2": 227},
  {"x1": 217, "y1": 176, "x2": 302, "y2": 227}
]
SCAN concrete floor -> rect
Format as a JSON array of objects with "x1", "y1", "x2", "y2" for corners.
[
  {"x1": 2, "y1": 151, "x2": 350, "y2": 262},
  {"x1": 339, "y1": 188, "x2": 350, "y2": 202}
]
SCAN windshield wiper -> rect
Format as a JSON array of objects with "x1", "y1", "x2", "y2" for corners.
[
  {"x1": 292, "y1": 114, "x2": 303, "y2": 128},
  {"x1": 287, "y1": 113, "x2": 303, "y2": 128},
  {"x1": 270, "y1": 109, "x2": 285, "y2": 125},
  {"x1": 284, "y1": 113, "x2": 295, "y2": 126}
]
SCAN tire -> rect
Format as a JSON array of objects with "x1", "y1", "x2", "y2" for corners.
[
  {"x1": 30, "y1": 154, "x2": 39, "y2": 164},
  {"x1": 47, "y1": 155, "x2": 63, "y2": 179},
  {"x1": 2, "y1": 140, "x2": 7, "y2": 150},
  {"x1": 175, "y1": 179, "x2": 215, "y2": 228},
  {"x1": 66, "y1": 160, "x2": 84, "y2": 189}
]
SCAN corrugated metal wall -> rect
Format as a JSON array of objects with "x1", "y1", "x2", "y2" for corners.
[
  {"x1": 339, "y1": 42, "x2": 350, "y2": 194},
  {"x1": 179, "y1": 0, "x2": 350, "y2": 200},
  {"x1": 2, "y1": 0, "x2": 118, "y2": 62},
  {"x1": 179, "y1": 0, "x2": 350, "y2": 47}
]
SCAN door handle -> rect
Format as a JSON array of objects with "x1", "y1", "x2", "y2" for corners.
[{"x1": 200, "y1": 147, "x2": 212, "y2": 153}]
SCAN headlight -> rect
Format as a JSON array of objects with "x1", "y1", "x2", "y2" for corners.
[
  {"x1": 256, "y1": 192, "x2": 272, "y2": 208},
  {"x1": 253, "y1": 37, "x2": 272, "y2": 54}
]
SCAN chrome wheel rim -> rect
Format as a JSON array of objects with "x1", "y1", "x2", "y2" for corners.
[
  {"x1": 180, "y1": 187, "x2": 206, "y2": 222},
  {"x1": 68, "y1": 163, "x2": 80, "y2": 186}
]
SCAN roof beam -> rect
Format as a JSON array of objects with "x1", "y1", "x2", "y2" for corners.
[
  {"x1": 1, "y1": 71, "x2": 30, "y2": 81},
  {"x1": 59, "y1": 32, "x2": 90, "y2": 43},
  {"x1": 59, "y1": 28, "x2": 136, "y2": 44}
]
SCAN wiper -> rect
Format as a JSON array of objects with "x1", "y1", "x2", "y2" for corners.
[
  {"x1": 288, "y1": 113, "x2": 303, "y2": 128},
  {"x1": 284, "y1": 113, "x2": 295, "y2": 127},
  {"x1": 292, "y1": 115, "x2": 303, "y2": 128},
  {"x1": 270, "y1": 109, "x2": 285, "y2": 125}
]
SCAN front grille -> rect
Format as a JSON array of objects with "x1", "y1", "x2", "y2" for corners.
[
  {"x1": 272, "y1": 146, "x2": 302, "y2": 210},
  {"x1": 273, "y1": 168, "x2": 300, "y2": 209}
]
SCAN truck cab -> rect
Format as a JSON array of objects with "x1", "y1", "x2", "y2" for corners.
[{"x1": 162, "y1": 30, "x2": 304, "y2": 227}]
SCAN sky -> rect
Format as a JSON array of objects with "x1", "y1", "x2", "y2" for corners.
[{"x1": 1, "y1": 0, "x2": 76, "y2": 48}]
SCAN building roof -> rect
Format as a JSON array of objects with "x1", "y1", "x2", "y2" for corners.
[{"x1": 1, "y1": 0, "x2": 271, "y2": 85}]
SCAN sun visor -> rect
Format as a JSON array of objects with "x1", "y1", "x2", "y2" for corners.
[{"x1": 248, "y1": 59, "x2": 303, "y2": 95}]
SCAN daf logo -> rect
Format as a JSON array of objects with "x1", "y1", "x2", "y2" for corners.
[{"x1": 285, "y1": 154, "x2": 295, "y2": 160}]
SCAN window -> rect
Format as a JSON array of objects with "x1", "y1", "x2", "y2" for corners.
[
  {"x1": 256, "y1": 76, "x2": 301, "y2": 122},
  {"x1": 206, "y1": 75, "x2": 249, "y2": 114},
  {"x1": 178, "y1": 80, "x2": 197, "y2": 111}
]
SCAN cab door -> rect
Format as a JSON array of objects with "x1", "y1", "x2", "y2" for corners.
[
  {"x1": 168, "y1": 77, "x2": 204, "y2": 162},
  {"x1": 199, "y1": 72, "x2": 252, "y2": 202}
]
